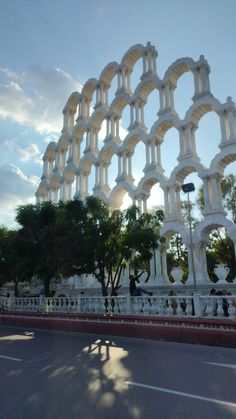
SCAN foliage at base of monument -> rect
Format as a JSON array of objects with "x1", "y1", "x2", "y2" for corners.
[{"x1": 0, "y1": 197, "x2": 164, "y2": 296}]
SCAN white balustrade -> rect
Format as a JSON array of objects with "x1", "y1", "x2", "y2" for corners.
[{"x1": 0, "y1": 294, "x2": 235, "y2": 320}]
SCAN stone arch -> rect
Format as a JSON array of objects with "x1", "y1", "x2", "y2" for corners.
[
  {"x1": 185, "y1": 95, "x2": 222, "y2": 125},
  {"x1": 90, "y1": 107, "x2": 107, "y2": 130},
  {"x1": 161, "y1": 223, "x2": 189, "y2": 245},
  {"x1": 109, "y1": 91, "x2": 131, "y2": 118},
  {"x1": 150, "y1": 115, "x2": 180, "y2": 141},
  {"x1": 120, "y1": 43, "x2": 146, "y2": 70},
  {"x1": 169, "y1": 159, "x2": 206, "y2": 184},
  {"x1": 195, "y1": 215, "x2": 236, "y2": 243},
  {"x1": 163, "y1": 57, "x2": 196, "y2": 86},
  {"x1": 121, "y1": 128, "x2": 147, "y2": 153},
  {"x1": 66, "y1": 91, "x2": 81, "y2": 113},
  {"x1": 109, "y1": 182, "x2": 135, "y2": 209},
  {"x1": 210, "y1": 148, "x2": 236, "y2": 174},
  {"x1": 44, "y1": 141, "x2": 57, "y2": 160},
  {"x1": 99, "y1": 62, "x2": 119, "y2": 86}
]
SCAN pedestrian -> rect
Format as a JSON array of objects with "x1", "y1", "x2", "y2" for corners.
[{"x1": 129, "y1": 272, "x2": 153, "y2": 297}]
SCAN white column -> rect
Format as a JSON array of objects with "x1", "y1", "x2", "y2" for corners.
[
  {"x1": 164, "y1": 188, "x2": 170, "y2": 218},
  {"x1": 100, "y1": 165, "x2": 104, "y2": 186},
  {"x1": 95, "y1": 164, "x2": 99, "y2": 186},
  {"x1": 175, "y1": 189, "x2": 182, "y2": 218},
  {"x1": 199, "y1": 63, "x2": 210, "y2": 92},
  {"x1": 143, "y1": 197, "x2": 147, "y2": 212},
  {"x1": 161, "y1": 247, "x2": 169, "y2": 282},
  {"x1": 106, "y1": 116, "x2": 110, "y2": 138},
  {"x1": 143, "y1": 55, "x2": 147, "y2": 75},
  {"x1": 159, "y1": 87, "x2": 165, "y2": 112},
  {"x1": 151, "y1": 142, "x2": 156, "y2": 164},
  {"x1": 193, "y1": 68, "x2": 201, "y2": 97},
  {"x1": 111, "y1": 116, "x2": 115, "y2": 138},
  {"x1": 117, "y1": 71, "x2": 122, "y2": 91},
  {"x1": 130, "y1": 102, "x2": 135, "y2": 127},
  {"x1": 210, "y1": 176, "x2": 221, "y2": 208},
  {"x1": 219, "y1": 111, "x2": 229, "y2": 143},
  {"x1": 145, "y1": 143, "x2": 150, "y2": 166},
  {"x1": 156, "y1": 143, "x2": 162, "y2": 168},
  {"x1": 62, "y1": 108, "x2": 68, "y2": 132},
  {"x1": 164, "y1": 83, "x2": 171, "y2": 109},
  {"x1": 43, "y1": 158, "x2": 49, "y2": 178},
  {"x1": 140, "y1": 104, "x2": 145, "y2": 127},
  {"x1": 135, "y1": 102, "x2": 139, "y2": 125},
  {"x1": 169, "y1": 188, "x2": 176, "y2": 217},
  {"x1": 202, "y1": 177, "x2": 210, "y2": 212},
  {"x1": 123, "y1": 154, "x2": 127, "y2": 175},
  {"x1": 105, "y1": 165, "x2": 109, "y2": 187},
  {"x1": 186, "y1": 246, "x2": 194, "y2": 283},
  {"x1": 127, "y1": 155, "x2": 132, "y2": 178},
  {"x1": 75, "y1": 173, "x2": 79, "y2": 194},
  {"x1": 118, "y1": 154, "x2": 122, "y2": 176}
]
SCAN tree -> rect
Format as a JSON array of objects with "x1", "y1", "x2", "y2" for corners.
[
  {"x1": 15, "y1": 202, "x2": 59, "y2": 296},
  {"x1": 58, "y1": 198, "x2": 164, "y2": 296}
]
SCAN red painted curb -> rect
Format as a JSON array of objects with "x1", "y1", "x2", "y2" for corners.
[{"x1": 0, "y1": 312, "x2": 236, "y2": 347}]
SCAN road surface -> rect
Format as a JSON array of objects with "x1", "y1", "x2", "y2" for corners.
[{"x1": 0, "y1": 325, "x2": 235, "y2": 419}]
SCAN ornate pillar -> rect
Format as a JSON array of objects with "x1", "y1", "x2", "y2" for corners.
[
  {"x1": 192, "y1": 68, "x2": 201, "y2": 97},
  {"x1": 142, "y1": 54, "x2": 148, "y2": 75},
  {"x1": 169, "y1": 187, "x2": 177, "y2": 218},
  {"x1": 129, "y1": 102, "x2": 135, "y2": 128},
  {"x1": 145, "y1": 143, "x2": 151, "y2": 166},
  {"x1": 72, "y1": 139, "x2": 80, "y2": 166},
  {"x1": 201, "y1": 176, "x2": 211, "y2": 212},
  {"x1": 118, "y1": 153, "x2": 122, "y2": 176},
  {"x1": 194, "y1": 242, "x2": 210, "y2": 284},
  {"x1": 199, "y1": 56, "x2": 211, "y2": 93},
  {"x1": 151, "y1": 142, "x2": 156, "y2": 164},
  {"x1": 122, "y1": 153, "x2": 127, "y2": 176},
  {"x1": 210, "y1": 175, "x2": 224, "y2": 210},
  {"x1": 161, "y1": 246, "x2": 169, "y2": 283},
  {"x1": 219, "y1": 110, "x2": 228, "y2": 143},
  {"x1": 127, "y1": 154, "x2": 132, "y2": 178},
  {"x1": 164, "y1": 188, "x2": 170, "y2": 219},
  {"x1": 159, "y1": 86, "x2": 165, "y2": 113},
  {"x1": 225, "y1": 97, "x2": 236, "y2": 141}
]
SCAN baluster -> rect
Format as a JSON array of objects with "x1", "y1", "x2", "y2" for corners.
[
  {"x1": 228, "y1": 299, "x2": 235, "y2": 319},
  {"x1": 167, "y1": 298, "x2": 174, "y2": 316},
  {"x1": 158, "y1": 298, "x2": 165, "y2": 316},
  {"x1": 203, "y1": 298, "x2": 211, "y2": 317},
  {"x1": 176, "y1": 298, "x2": 183, "y2": 316},
  {"x1": 217, "y1": 297, "x2": 224, "y2": 317},
  {"x1": 185, "y1": 298, "x2": 192, "y2": 317},
  {"x1": 142, "y1": 297, "x2": 149, "y2": 314}
]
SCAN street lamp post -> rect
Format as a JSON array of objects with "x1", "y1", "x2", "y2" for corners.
[{"x1": 182, "y1": 182, "x2": 196, "y2": 291}]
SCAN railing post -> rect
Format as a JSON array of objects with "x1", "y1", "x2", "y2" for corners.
[
  {"x1": 126, "y1": 295, "x2": 131, "y2": 314},
  {"x1": 193, "y1": 293, "x2": 201, "y2": 317},
  {"x1": 39, "y1": 295, "x2": 44, "y2": 312},
  {"x1": 77, "y1": 296, "x2": 81, "y2": 313},
  {"x1": 8, "y1": 297, "x2": 13, "y2": 311}
]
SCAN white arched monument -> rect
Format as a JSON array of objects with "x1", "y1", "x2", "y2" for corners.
[{"x1": 36, "y1": 42, "x2": 236, "y2": 288}]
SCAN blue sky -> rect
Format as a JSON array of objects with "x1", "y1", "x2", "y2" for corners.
[{"x1": 1, "y1": 0, "x2": 236, "y2": 227}]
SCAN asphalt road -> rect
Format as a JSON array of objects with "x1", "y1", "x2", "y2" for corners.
[{"x1": 0, "y1": 325, "x2": 235, "y2": 419}]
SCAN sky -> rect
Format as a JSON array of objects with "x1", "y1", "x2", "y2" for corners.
[{"x1": 1, "y1": 0, "x2": 236, "y2": 228}]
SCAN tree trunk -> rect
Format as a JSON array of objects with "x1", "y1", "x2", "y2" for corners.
[
  {"x1": 44, "y1": 278, "x2": 50, "y2": 297},
  {"x1": 14, "y1": 279, "x2": 19, "y2": 297}
]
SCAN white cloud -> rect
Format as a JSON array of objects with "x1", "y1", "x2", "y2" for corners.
[
  {"x1": 5, "y1": 139, "x2": 42, "y2": 164},
  {"x1": 0, "y1": 66, "x2": 82, "y2": 135},
  {"x1": 0, "y1": 164, "x2": 39, "y2": 227}
]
